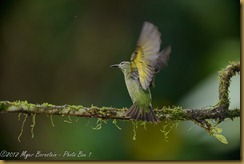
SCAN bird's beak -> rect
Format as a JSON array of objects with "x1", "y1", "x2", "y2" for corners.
[{"x1": 110, "y1": 64, "x2": 119, "y2": 68}]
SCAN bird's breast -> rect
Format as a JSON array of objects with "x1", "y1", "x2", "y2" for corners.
[{"x1": 124, "y1": 75, "x2": 151, "y2": 104}]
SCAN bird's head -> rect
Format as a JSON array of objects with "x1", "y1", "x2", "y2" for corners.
[{"x1": 110, "y1": 61, "x2": 131, "y2": 75}]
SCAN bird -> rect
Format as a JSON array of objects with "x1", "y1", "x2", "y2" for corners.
[{"x1": 110, "y1": 21, "x2": 171, "y2": 123}]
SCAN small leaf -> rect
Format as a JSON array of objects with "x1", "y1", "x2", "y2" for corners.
[
  {"x1": 213, "y1": 134, "x2": 228, "y2": 144},
  {"x1": 211, "y1": 127, "x2": 222, "y2": 134}
]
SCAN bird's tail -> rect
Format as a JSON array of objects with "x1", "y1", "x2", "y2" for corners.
[{"x1": 124, "y1": 103, "x2": 159, "y2": 123}]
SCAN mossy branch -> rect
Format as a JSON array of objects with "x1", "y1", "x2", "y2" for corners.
[
  {"x1": 0, "y1": 61, "x2": 240, "y2": 144},
  {"x1": 216, "y1": 61, "x2": 240, "y2": 119},
  {"x1": 0, "y1": 61, "x2": 240, "y2": 123},
  {"x1": 0, "y1": 101, "x2": 240, "y2": 121}
]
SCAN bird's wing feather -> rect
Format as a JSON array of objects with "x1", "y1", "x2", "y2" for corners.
[
  {"x1": 155, "y1": 46, "x2": 171, "y2": 73},
  {"x1": 130, "y1": 22, "x2": 162, "y2": 90}
]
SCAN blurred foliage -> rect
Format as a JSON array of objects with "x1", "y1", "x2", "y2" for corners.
[{"x1": 0, "y1": 0, "x2": 240, "y2": 160}]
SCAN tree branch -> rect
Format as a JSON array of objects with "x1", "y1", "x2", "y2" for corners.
[
  {"x1": 0, "y1": 101, "x2": 240, "y2": 121},
  {"x1": 0, "y1": 61, "x2": 240, "y2": 123},
  {"x1": 216, "y1": 61, "x2": 240, "y2": 115}
]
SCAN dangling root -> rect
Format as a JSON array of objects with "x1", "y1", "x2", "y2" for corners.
[
  {"x1": 18, "y1": 114, "x2": 28, "y2": 142},
  {"x1": 30, "y1": 114, "x2": 36, "y2": 138}
]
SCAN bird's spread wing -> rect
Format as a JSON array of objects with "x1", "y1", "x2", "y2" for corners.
[
  {"x1": 155, "y1": 46, "x2": 171, "y2": 73},
  {"x1": 130, "y1": 21, "x2": 162, "y2": 90}
]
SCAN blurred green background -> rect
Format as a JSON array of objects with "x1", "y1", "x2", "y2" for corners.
[{"x1": 0, "y1": 0, "x2": 240, "y2": 160}]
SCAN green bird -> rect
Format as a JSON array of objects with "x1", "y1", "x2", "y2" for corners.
[{"x1": 111, "y1": 22, "x2": 171, "y2": 123}]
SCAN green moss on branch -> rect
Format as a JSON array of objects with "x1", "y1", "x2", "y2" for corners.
[
  {"x1": 0, "y1": 101, "x2": 240, "y2": 122},
  {"x1": 0, "y1": 61, "x2": 240, "y2": 122},
  {"x1": 0, "y1": 61, "x2": 240, "y2": 144},
  {"x1": 217, "y1": 61, "x2": 240, "y2": 111}
]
